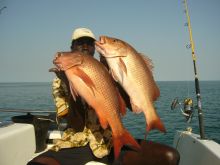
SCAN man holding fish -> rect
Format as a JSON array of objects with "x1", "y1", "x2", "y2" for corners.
[{"x1": 41, "y1": 27, "x2": 180, "y2": 165}]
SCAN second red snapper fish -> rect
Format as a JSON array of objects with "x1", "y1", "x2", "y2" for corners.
[
  {"x1": 53, "y1": 51, "x2": 140, "y2": 159},
  {"x1": 95, "y1": 36, "x2": 166, "y2": 134}
]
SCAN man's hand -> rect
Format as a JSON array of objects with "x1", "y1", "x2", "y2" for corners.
[{"x1": 49, "y1": 67, "x2": 69, "y2": 84}]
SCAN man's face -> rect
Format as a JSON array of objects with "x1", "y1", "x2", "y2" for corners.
[{"x1": 71, "y1": 37, "x2": 95, "y2": 56}]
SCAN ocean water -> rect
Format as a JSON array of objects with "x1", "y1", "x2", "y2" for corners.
[{"x1": 0, "y1": 81, "x2": 219, "y2": 146}]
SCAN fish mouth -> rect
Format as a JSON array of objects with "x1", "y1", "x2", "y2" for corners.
[
  {"x1": 95, "y1": 36, "x2": 106, "y2": 55},
  {"x1": 53, "y1": 52, "x2": 63, "y2": 71},
  {"x1": 99, "y1": 36, "x2": 106, "y2": 44}
]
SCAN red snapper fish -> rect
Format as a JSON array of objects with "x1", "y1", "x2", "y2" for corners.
[
  {"x1": 95, "y1": 36, "x2": 166, "y2": 134},
  {"x1": 53, "y1": 51, "x2": 140, "y2": 159}
]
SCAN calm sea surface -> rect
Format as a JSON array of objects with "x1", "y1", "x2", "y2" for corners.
[{"x1": 0, "y1": 81, "x2": 220, "y2": 146}]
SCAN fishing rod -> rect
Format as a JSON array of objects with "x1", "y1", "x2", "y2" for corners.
[
  {"x1": 183, "y1": 0, "x2": 205, "y2": 139},
  {"x1": 0, "y1": 108, "x2": 54, "y2": 114}
]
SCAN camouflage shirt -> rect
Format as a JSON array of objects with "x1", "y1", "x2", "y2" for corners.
[{"x1": 51, "y1": 77, "x2": 112, "y2": 158}]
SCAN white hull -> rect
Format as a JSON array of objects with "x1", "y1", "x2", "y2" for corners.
[
  {"x1": 0, "y1": 122, "x2": 61, "y2": 165},
  {"x1": 0, "y1": 123, "x2": 36, "y2": 165},
  {"x1": 173, "y1": 130, "x2": 220, "y2": 165}
]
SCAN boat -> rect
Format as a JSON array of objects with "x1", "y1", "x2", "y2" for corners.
[
  {"x1": 0, "y1": 109, "x2": 219, "y2": 165},
  {"x1": 1, "y1": 0, "x2": 220, "y2": 165}
]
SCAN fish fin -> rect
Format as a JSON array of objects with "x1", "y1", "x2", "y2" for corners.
[
  {"x1": 139, "y1": 53, "x2": 154, "y2": 73},
  {"x1": 152, "y1": 84, "x2": 160, "y2": 101},
  {"x1": 118, "y1": 57, "x2": 127, "y2": 75},
  {"x1": 113, "y1": 129, "x2": 141, "y2": 160},
  {"x1": 146, "y1": 116, "x2": 166, "y2": 134},
  {"x1": 130, "y1": 100, "x2": 142, "y2": 114},
  {"x1": 74, "y1": 68, "x2": 96, "y2": 97},
  {"x1": 110, "y1": 69, "x2": 119, "y2": 82},
  {"x1": 95, "y1": 109, "x2": 109, "y2": 129},
  {"x1": 117, "y1": 89, "x2": 126, "y2": 116},
  {"x1": 69, "y1": 82, "x2": 78, "y2": 101},
  {"x1": 99, "y1": 117, "x2": 109, "y2": 129},
  {"x1": 139, "y1": 53, "x2": 160, "y2": 101}
]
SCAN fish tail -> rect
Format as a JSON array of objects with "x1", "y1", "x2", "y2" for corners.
[
  {"x1": 146, "y1": 117, "x2": 166, "y2": 134},
  {"x1": 144, "y1": 104, "x2": 166, "y2": 134},
  {"x1": 113, "y1": 129, "x2": 141, "y2": 159}
]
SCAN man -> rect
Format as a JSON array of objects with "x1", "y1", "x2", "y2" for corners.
[
  {"x1": 50, "y1": 27, "x2": 98, "y2": 130},
  {"x1": 28, "y1": 28, "x2": 115, "y2": 165},
  {"x1": 50, "y1": 27, "x2": 112, "y2": 160},
  {"x1": 52, "y1": 27, "x2": 97, "y2": 131}
]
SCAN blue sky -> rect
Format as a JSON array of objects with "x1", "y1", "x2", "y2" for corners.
[{"x1": 0, "y1": 0, "x2": 219, "y2": 82}]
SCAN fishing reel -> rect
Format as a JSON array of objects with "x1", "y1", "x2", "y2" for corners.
[{"x1": 171, "y1": 97, "x2": 194, "y2": 123}]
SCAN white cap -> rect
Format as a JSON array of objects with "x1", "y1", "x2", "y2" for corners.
[{"x1": 72, "y1": 27, "x2": 96, "y2": 41}]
